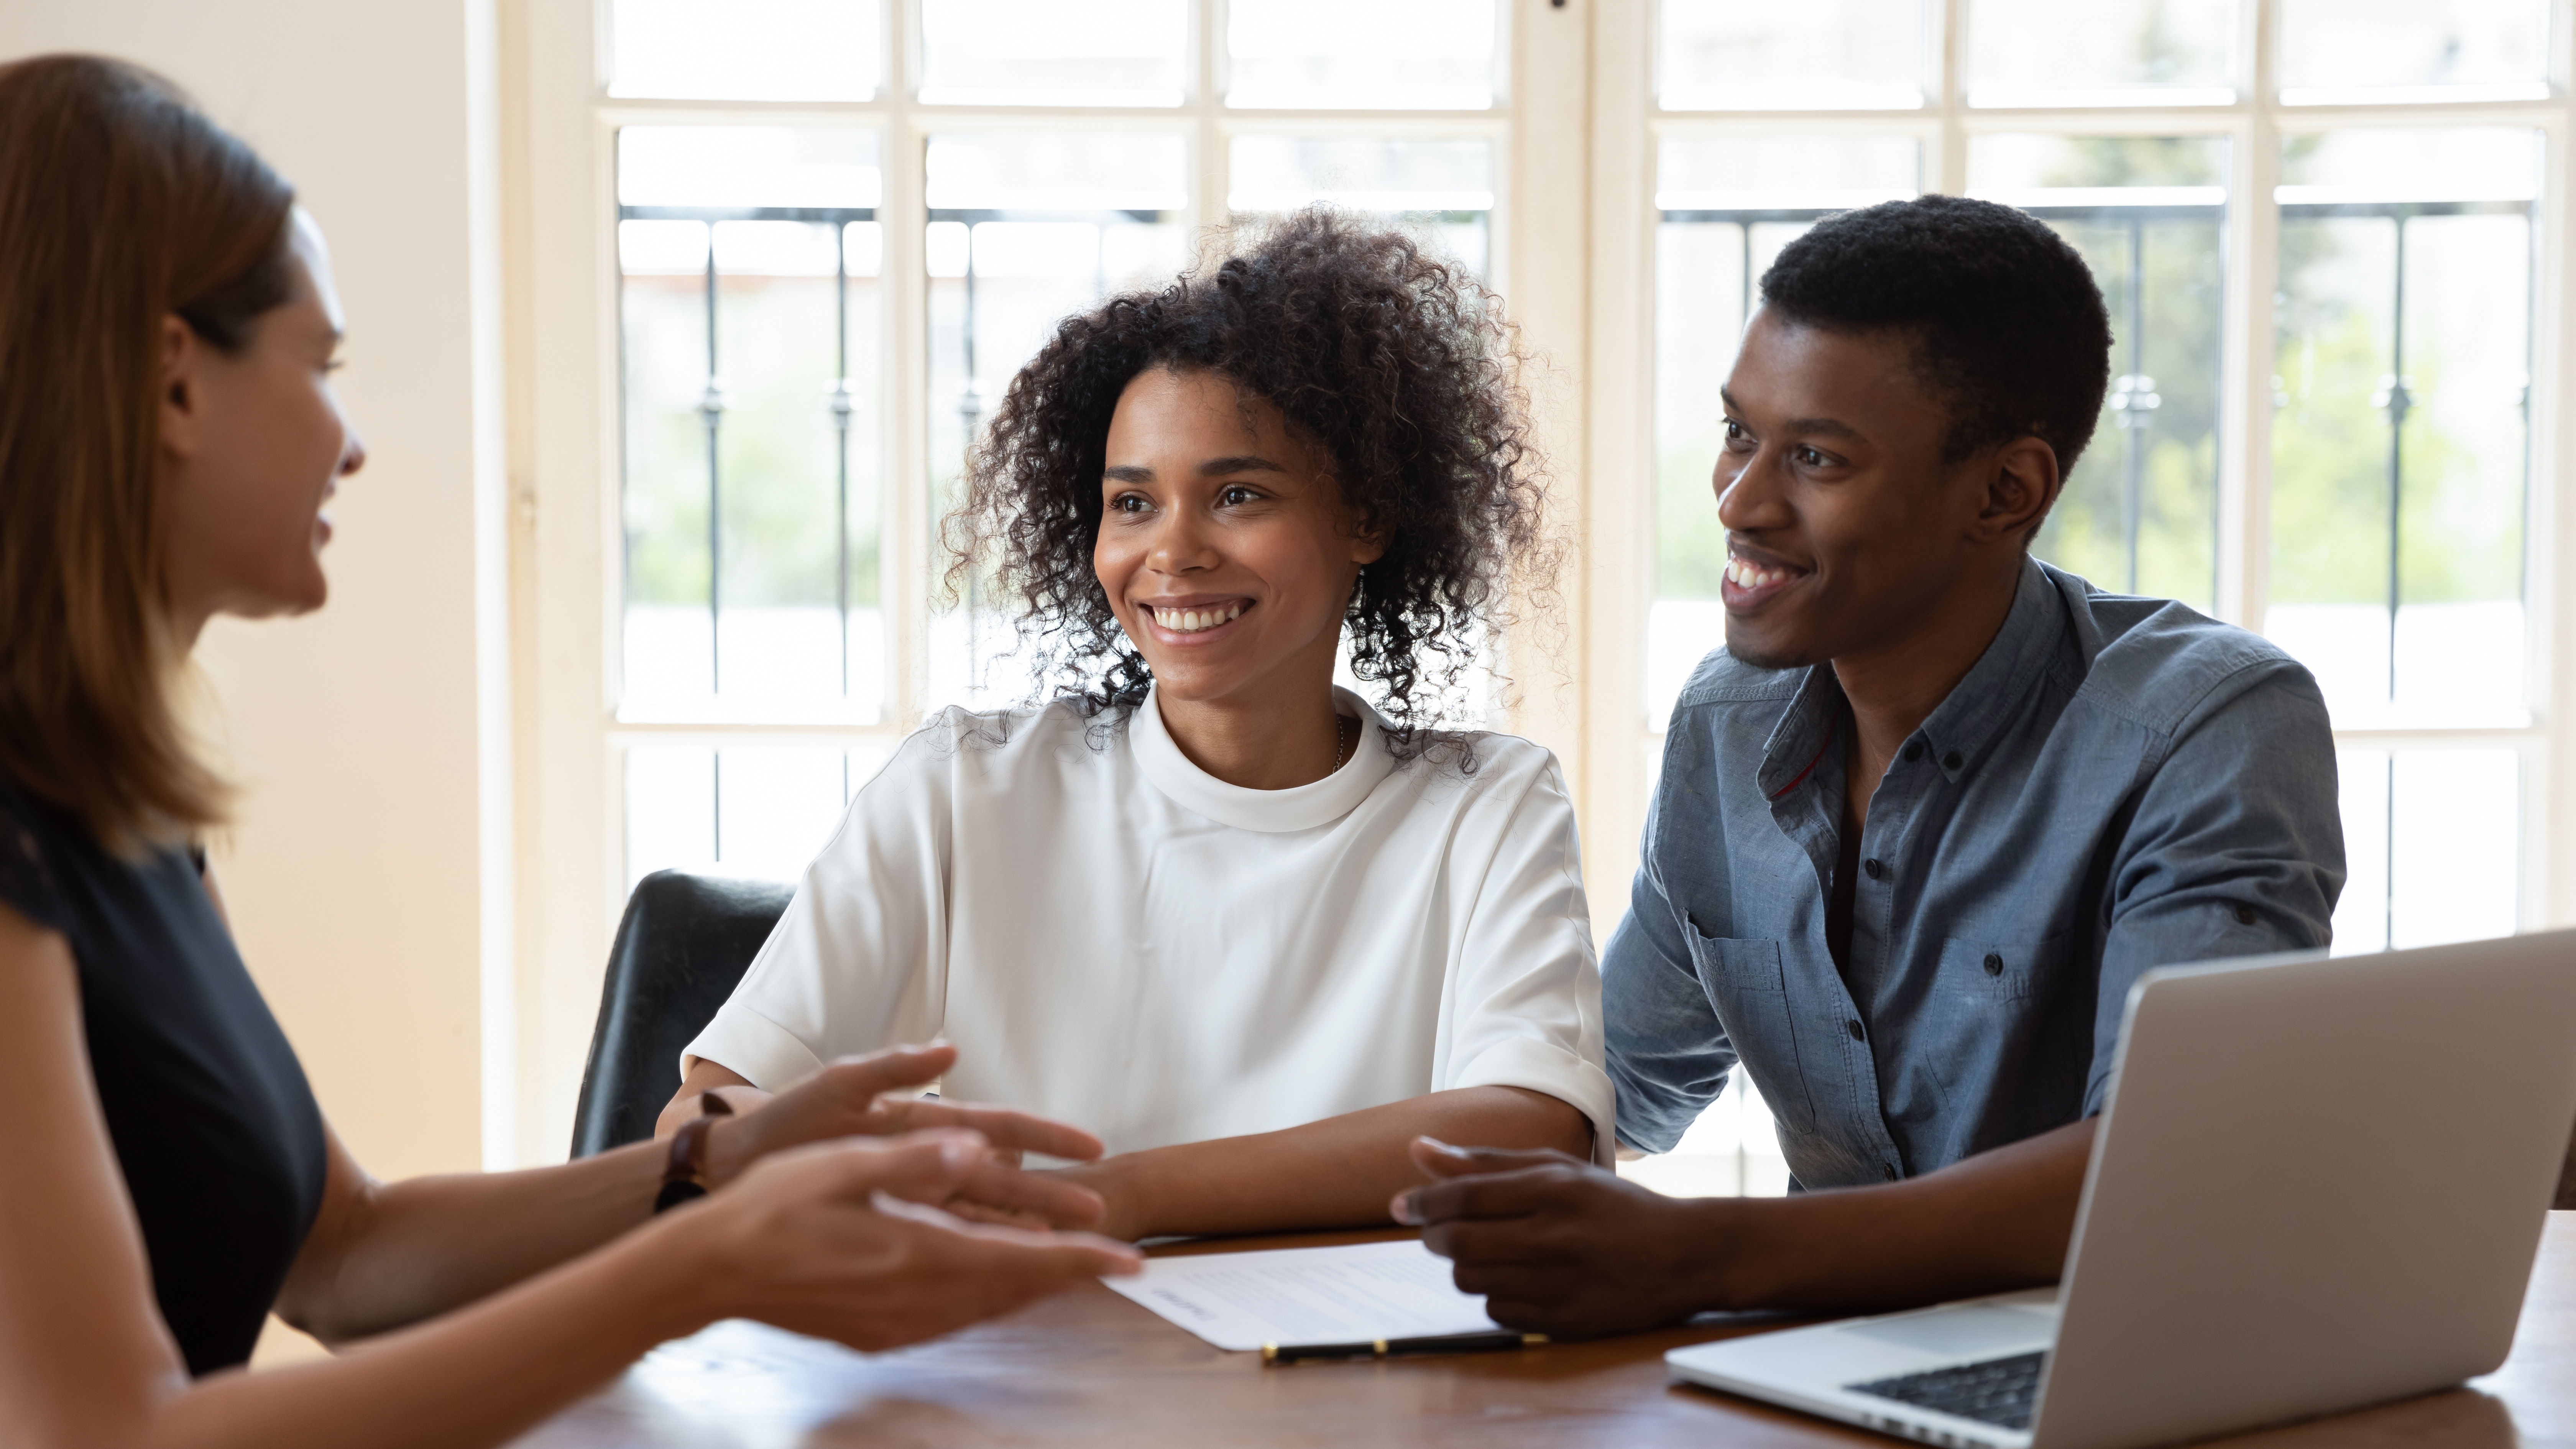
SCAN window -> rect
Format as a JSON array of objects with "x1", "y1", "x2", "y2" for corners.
[
  {"x1": 518, "y1": 1, "x2": 2571, "y2": 1176},
  {"x1": 1605, "y1": 0, "x2": 2566, "y2": 1191},
  {"x1": 517, "y1": 0, "x2": 1571, "y2": 1158}
]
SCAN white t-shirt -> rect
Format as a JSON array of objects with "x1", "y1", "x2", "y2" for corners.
[{"x1": 683, "y1": 685, "x2": 1613, "y2": 1163}]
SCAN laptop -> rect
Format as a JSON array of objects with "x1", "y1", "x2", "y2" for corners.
[{"x1": 1665, "y1": 929, "x2": 2576, "y2": 1449}]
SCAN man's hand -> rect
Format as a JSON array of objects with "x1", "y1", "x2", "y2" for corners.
[
  {"x1": 685, "y1": 1043, "x2": 1112, "y2": 1229},
  {"x1": 1391, "y1": 1137, "x2": 1735, "y2": 1339}
]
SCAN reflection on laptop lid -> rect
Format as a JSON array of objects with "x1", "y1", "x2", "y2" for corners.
[{"x1": 1667, "y1": 929, "x2": 2576, "y2": 1449}]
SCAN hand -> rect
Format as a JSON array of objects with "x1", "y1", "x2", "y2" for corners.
[
  {"x1": 685, "y1": 1128, "x2": 1143, "y2": 1353},
  {"x1": 698, "y1": 1044, "x2": 1111, "y2": 1229},
  {"x1": 1391, "y1": 1137, "x2": 1732, "y2": 1339}
]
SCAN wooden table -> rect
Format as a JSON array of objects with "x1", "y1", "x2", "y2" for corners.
[{"x1": 512, "y1": 1213, "x2": 2576, "y2": 1448}]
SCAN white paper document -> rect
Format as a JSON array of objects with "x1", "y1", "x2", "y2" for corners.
[{"x1": 1104, "y1": 1239, "x2": 1504, "y2": 1352}]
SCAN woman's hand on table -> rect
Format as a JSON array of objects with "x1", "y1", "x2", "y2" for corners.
[
  {"x1": 675, "y1": 1128, "x2": 1142, "y2": 1352},
  {"x1": 678, "y1": 1044, "x2": 1116, "y2": 1230}
]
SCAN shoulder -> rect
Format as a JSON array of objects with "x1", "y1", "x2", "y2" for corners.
[
  {"x1": 886, "y1": 697, "x2": 1113, "y2": 777},
  {"x1": 1672, "y1": 645, "x2": 1803, "y2": 713},
  {"x1": 0, "y1": 779, "x2": 78, "y2": 935},
  {"x1": 1378, "y1": 726, "x2": 1568, "y2": 814},
  {"x1": 2050, "y1": 567, "x2": 2323, "y2": 739}
]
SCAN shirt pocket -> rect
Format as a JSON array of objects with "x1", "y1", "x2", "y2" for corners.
[
  {"x1": 1936, "y1": 930, "x2": 2066, "y2": 1002},
  {"x1": 1679, "y1": 927, "x2": 1818, "y2": 1136},
  {"x1": 1922, "y1": 929, "x2": 2080, "y2": 1125}
]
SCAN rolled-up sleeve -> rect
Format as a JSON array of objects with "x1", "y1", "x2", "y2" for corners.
[
  {"x1": 2086, "y1": 661, "x2": 2345, "y2": 1113},
  {"x1": 681, "y1": 730, "x2": 953, "y2": 1090},
  {"x1": 1438, "y1": 759, "x2": 1619, "y2": 1166}
]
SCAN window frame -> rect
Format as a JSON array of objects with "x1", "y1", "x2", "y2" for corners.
[
  {"x1": 509, "y1": 0, "x2": 1588, "y2": 1165},
  {"x1": 1580, "y1": 0, "x2": 2576, "y2": 956},
  {"x1": 511, "y1": 0, "x2": 2574, "y2": 1167}
]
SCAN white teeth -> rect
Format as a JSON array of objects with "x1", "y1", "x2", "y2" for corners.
[
  {"x1": 1727, "y1": 559, "x2": 1790, "y2": 590},
  {"x1": 1152, "y1": 604, "x2": 1245, "y2": 634}
]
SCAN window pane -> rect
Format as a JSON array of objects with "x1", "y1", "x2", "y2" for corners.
[
  {"x1": 1657, "y1": 0, "x2": 1927, "y2": 111},
  {"x1": 1967, "y1": 0, "x2": 2239, "y2": 107},
  {"x1": 2281, "y1": 0, "x2": 2553, "y2": 105},
  {"x1": 624, "y1": 745, "x2": 890, "y2": 887},
  {"x1": 2267, "y1": 130, "x2": 2537, "y2": 719},
  {"x1": 925, "y1": 133, "x2": 1190, "y2": 710},
  {"x1": 1649, "y1": 137, "x2": 1920, "y2": 729},
  {"x1": 919, "y1": 0, "x2": 1187, "y2": 107},
  {"x1": 1973, "y1": 135, "x2": 2229, "y2": 611},
  {"x1": 617, "y1": 129, "x2": 886, "y2": 723},
  {"x1": 1229, "y1": 135, "x2": 1494, "y2": 275},
  {"x1": 1227, "y1": 0, "x2": 1498, "y2": 110},
  {"x1": 608, "y1": 0, "x2": 881, "y2": 102},
  {"x1": 2331, "y1": 749, "x2": 2520, "y2": 954}
]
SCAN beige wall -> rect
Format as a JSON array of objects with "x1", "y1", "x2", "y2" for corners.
[{"x1": 0, "y1": 4, "x2": 509, "y2": 1184}]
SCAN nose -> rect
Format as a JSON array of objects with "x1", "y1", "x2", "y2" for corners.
[
  {"x1": 338, "y1": 430, "x2": 367, "y2": 478},
  {"x1": 1145, "y1": 502, "x2": 1217, "y2": 576},
  {"x1": 1714, "y1": 445, "x2": 1786, "y2": 534}
]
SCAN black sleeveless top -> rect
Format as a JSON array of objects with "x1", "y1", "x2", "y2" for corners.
[{"x1": 0, "y1": 782, "x2": 325, "y2": 1375}]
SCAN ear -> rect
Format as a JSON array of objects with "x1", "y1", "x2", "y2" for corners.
[
  {"x1": 1969, "y1": 435, "x2": 2062, "y2": 544},
  {"x1": 158, "y1": 315, "x2": 206, "y2": 462},
  {"x1": 1334, "y1": 478, "x2": 1390, "y2": 567}
]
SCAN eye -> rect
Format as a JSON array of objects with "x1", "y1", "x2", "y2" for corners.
[
  {"x1": 1794, "y1": 445, "x2": 1830, "y2": 468},
  {"x1": 1107, "y1": 491, "x2": 1150, "y2": 514},
  {"x1": 1721, "y1": 419, "x2": 1751, "y2": 447},
  {"x1": 1217, "y1": 484, "x2": 1260, "y2": 507}
]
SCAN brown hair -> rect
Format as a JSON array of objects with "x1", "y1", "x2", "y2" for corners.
[{"x1": 0, "y1": 54, "x2": 297, "y2": 851}]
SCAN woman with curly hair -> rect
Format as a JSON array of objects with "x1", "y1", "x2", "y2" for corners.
[{"x1": 670, "y1": 211, "x2": 1612, "y2": 1240}]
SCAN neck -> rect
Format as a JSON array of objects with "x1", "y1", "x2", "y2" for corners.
[
  {"x1": 1832, "y1": 555, "x2": 2024, "y2": 766},
  {"x1": 1155, "y1": 683, "x2": 1346, "y2": 791}
]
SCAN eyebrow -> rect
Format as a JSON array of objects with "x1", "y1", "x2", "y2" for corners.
[
  {"x1": 1101, "y1": 455, "x2": 1291, "y2": 485},
  {"x1": 1717, "y1": 387, "x2": 1867, "y2": 444}
]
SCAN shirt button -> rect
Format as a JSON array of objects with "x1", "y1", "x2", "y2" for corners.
[
  {"x1": 2233, "y1": 904, "x2": 2258, "y2": 926},
  {"x1": 1983, "y1": 952, "x2": 2004, "y2": 976},
  {"x1": 1863, "y1": 858, "x2": 1884, "y2": 881},
  {"x1": 1901, "y1": 741, "x2": 1924, "y2": 764},
  {"x1": 1943, "y1": 750, "x2": 1964, "y2": 770},
  {"x1": 1847, "y1": 1019, "x2": 1866, "y2": 1041},
  {"x1": 1883, "y1": 1164, "x2": 1900, "y2": 1181}
]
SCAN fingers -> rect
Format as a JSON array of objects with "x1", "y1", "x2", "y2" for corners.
[
  {"x1": 892, "y1": 1101, "x2": 1107, "y2": 1164},
  {"x1": 1394, "y1": 1162, "x2": 1589, "y2": 1227},
  {"x1": 796, "y1": 1128, "x2": 989, "y2": 1204},
  {"x1": 950, "y1": 1160, "x2": 1108, "y2": 1229},
  {"x1": 1408, "y1": 1135, "x2": 1585, "y2": 1180},
  {"x1": 872, "y1": 1191, "x2": 1144, "y2": 1277},
  {"x1": 816, "y1": 1042, "x2": 960, "y2": 1099},
  {"x1": 1419, "y1": 1217, "x2": 1556, "y2": 1269}
]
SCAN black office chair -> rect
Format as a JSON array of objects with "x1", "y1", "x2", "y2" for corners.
[{"x1": 568, "y1": 869, "x2": 796, "y2": 1159}]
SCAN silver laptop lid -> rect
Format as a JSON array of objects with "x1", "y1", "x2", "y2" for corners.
[{"x1": 2034, "y1": 930, "x2": 2576, "y2": 1449}]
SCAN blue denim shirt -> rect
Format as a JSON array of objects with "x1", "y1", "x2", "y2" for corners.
[{"x1": 1606, "y1": 557, "x2": 2345, "y2": 1189}]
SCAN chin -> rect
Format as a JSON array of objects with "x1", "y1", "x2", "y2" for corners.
[{"x1": 1721, "y1": 624, "x2": 1815, "y2": 674}]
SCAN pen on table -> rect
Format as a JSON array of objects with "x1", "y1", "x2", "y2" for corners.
[{"x1": 1261, "y1": 1331, "x2": 1549, "y2": 1365}]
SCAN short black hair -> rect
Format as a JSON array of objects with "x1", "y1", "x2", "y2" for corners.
[{"x1": 1758, "y1": 194, "x2": 2113, "y2": 476}]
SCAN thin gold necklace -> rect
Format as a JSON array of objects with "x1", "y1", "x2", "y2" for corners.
[{"x1": 1332, "y1": 713, "x2": 1353, "y2": 771}]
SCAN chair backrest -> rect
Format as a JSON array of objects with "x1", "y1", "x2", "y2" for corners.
[{"x1": 568, "y1": 869, "x2": 796, "y2": 1158}]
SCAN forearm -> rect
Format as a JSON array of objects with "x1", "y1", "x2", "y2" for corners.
[
  {"x1": 1089, "y1": 1086, "x2": 1590, "y2": 1240},
  {"x1": 1697, "y1": 1118, "x2": 2095, "y2": 1314},
  {"x1": 282, "y1": 1144, "x2": 667, "y2": 1343},
  {"x1": 136, "y1": 1216, "x2": 716, "y2": 1449}
]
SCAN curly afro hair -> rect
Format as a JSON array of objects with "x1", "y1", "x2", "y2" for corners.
[
  {"x1": 944, "y1": 208, "x2": 1547, "y2": 756},
  {"x1": 1759, "y1": 194, "x2": 2113, "y2": 476}
]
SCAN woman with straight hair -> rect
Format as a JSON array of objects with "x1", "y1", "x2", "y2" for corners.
[{"x1": 0, "y1": 53, "x2": 1137, "y2": 1449}]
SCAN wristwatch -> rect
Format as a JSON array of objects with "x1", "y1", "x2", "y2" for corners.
[{"x1": 653, "y1": 1092, "x2": 736, "y2": 1214}]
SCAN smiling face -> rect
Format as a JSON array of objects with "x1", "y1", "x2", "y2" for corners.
[
  {"x1": 1093, "y1": 366, "x2": 1383, "y2": 711},
  {"x1": 158, "y1": 210, "x2": 366, "y2": 639},
  {"x1": 1712, "y1": 307, "x2": 2055, "y2": 672}
]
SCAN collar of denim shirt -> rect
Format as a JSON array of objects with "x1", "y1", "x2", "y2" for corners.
[{"x1": 1753, "y1": 554, "x2": 2072, "y2": 800}]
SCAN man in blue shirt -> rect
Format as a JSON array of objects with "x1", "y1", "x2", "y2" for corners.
[{"x1": 1396, "y1": 195, "x2": 2344, "y2": 1335}]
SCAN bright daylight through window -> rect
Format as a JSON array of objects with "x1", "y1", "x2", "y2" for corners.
[{"x1": 564, "y1": 0, "x2": 2564, "y2": 1193}]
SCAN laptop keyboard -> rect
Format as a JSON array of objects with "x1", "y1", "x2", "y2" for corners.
[{"x1": 1847, "y1": 1350, "x2": 2045, "y2": 1430}]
